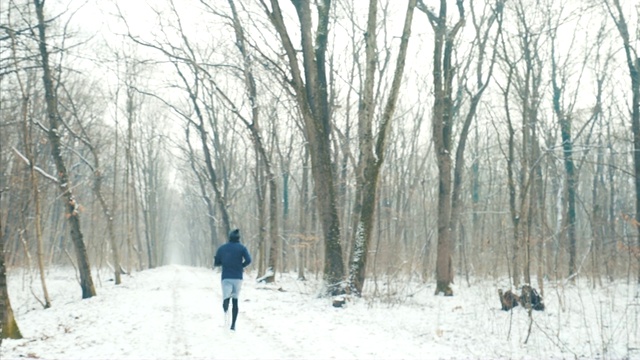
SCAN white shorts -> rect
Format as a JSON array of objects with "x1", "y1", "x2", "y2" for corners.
[{"x1": 222, "y1": 279, "x2": 243, "y2": 299}]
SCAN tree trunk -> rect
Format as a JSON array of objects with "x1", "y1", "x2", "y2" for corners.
[
  {"x1": 0, "y1": 153, "x2": 22, "y2": 342},
  {"x1": 142, "y1": 141, "x2": 158, "y2": 269},
  {"x1": 418, "y1": 0, "x2": 465, "y2": 296},
  {"x1": 298, "y1": 148, "x2": 310, "y2": 281},
  {"x1": 225, "y1": 0, "x2": 279, "y2": 281},
  {"x1": 124, "y1": 84, "x2": 143, "y2": 271},
  {"x1": 69, "y1": 118, "x2": 123, "y2": 283},
  {"x1": 10, "y1": 24, "x2": 52, "y2": 307},
  {"x1": 185, "y1": 126, "x2": 219, "y2": 259},
  {"x1": 0, "y1": 232, "x2": 22, "y2": 341},
  {"x1": 255, "y1": 161, "x2": 268, "y2": 277},
  {"x1": 349, "y1": 0, "x2": 416, "y2": 295},
  {"x1": 94, "y1": 173, "x2": 122, "y2": 284},
  {"x1": 606, "y1": 0, "x2": 640, "y2": 283},
  {"x1": 264, "y1": 0, "x2": 344, "y2": 294},
  {"x1": 34, "y1": 0, "x2": 96, "y2": 299},
  {"x1": 551, "y1": 56, "x2": 577, "y2": 280}
]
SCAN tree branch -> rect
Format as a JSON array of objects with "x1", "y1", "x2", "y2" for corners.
[{"x1": 11, "y1": 147, "x2": 59, "y2": 183}]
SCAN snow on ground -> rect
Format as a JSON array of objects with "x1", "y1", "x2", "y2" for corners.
[{"x1": 2, "y1": 265, "x2": 640, "y2": 359}]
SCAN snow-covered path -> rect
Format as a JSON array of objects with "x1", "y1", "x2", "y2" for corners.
[
  {"x1": 2, "y1": 265, "x2": 640, "y2": 359},
  {"x1": 1, "y1": 265, "x2": 454, "y2": 359}
]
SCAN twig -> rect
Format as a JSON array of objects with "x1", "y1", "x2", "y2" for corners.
[
  {"x1": 524, "y1": 307, "x2": 533, "y2": 344},
  {"x1": 11, "y1": 147, "x2": 60, "y2": 183},
  {"x1": 534, "y1": 320, "x2": 578, "y2": 358}
]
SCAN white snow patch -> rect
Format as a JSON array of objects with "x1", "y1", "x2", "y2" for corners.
[{"x1": 1, "y1": 265, "x2": 639, "y2": 359}]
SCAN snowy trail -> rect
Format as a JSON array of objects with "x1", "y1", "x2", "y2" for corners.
[
  {"x1": 2, "y1": 265, "x2": 452, "y2": 359},
  {"x1": 132, "y1": 266, "x2": 290, "y2": 359},
  {"x1": 3, "y1": 265, "x2": 639, "y2": 359},
  {"x1": 161, "y1": 266, "x2": 291, "y2": 359},
  {"x1": 1, "y1": 266, "x2": 295, "y2": 359}
]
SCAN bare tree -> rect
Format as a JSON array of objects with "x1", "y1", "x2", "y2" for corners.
[
  {"x1": 118, "y1": 3, "x2": 234, "y2": 242},
  {"x1": 586, "y1": 21, "x2": 613, "y2": 285},
  {"x1": 121, "y1": 56, "x2": 146, "y2": 272},
  {"x1": 417, "y1": 0, "x2": 464, "y2": 296},
  {"x1": 603, "y1": 0, "x2": 640, "y2": 283},
  {"x1": 417, "y1": 0, "x2": 503, "y2": 295},
  {"x1": 260, "y1": 0, "x2": 345, "y2": 294},
  {"x1": 0, "y1": 160, "x2": 22, "y2": 341},
  {"x1": 494, "y1": 0, "x2": 547, "y2": 288},
  {"x1": 348, "y1": 0, "x2": 417, "y2": 295},
  {"x1": 59, "y1": 82, "x2": 123, "y2": 284},
  {"x1": 33, "y1": 0, "x2": 96, "y2": 299},
  {"x1": 6, "y1": 10, "x2": 52, "y2": 307},
  {"x1": 137, "y1": 120, "x2": 167, "y2": 268},
  {"x1": 547, "y1": 1, "x2": 602, "y2": 281},
  {"x1": 200, "y1": 0, "x2": 280, "y2": 281},
  {"x1": 184, "y1": 125, "x2": 219, "y2": 259}
]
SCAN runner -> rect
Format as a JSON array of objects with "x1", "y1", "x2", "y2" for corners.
[{"x1": 213, "y1": 228, "x2": 252, "y2": 331}]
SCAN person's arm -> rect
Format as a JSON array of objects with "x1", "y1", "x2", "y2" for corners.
[
  {"x1": 213, "y1": 247, "x2": 222, "y2": 267},
  {"x1": 242, "y1": 247, "x2": 252, "y2": 268}
]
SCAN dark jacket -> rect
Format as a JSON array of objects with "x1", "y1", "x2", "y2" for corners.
[{"x1": 214, "y1": 241, "x2": 251, "y2": 280}]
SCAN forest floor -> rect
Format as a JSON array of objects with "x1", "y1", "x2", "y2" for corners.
[{"x1": 1, "y1": 264, "x2": 639, "y2": 359}]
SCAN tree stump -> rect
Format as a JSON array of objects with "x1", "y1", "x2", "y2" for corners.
[
  {"x1": 332, "y1": 295, "x2": 347, "y2": 308},
  {"x1": 520, "y1": 285, "x2": 545, "y2": 311},
  {"x1": 498, "y1": 289, "x2": 520, "y2": 311}
]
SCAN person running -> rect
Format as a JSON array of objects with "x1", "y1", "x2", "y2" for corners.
[{"x1": 213, "y1": 228, "x2": 252, "y2": 331}]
